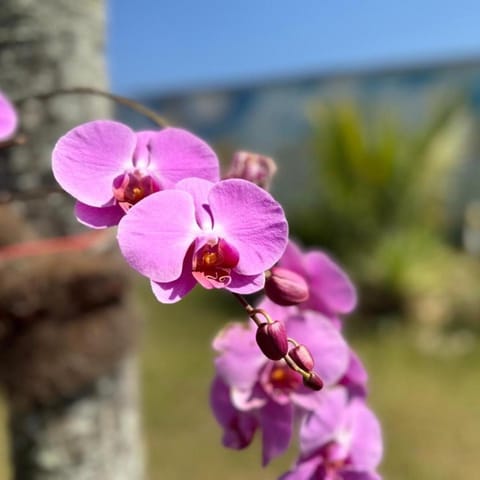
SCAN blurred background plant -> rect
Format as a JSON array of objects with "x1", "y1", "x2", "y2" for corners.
[{"x1": 290, "y1": 96, "x2": 480, "y2": 334}]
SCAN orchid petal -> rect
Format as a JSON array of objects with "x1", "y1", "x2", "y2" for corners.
[
  {"x1": 340, "y1": 350, "x2": 369, "y2": 398},
  {"x1": 348, "y1": 400, "x2": 383, "y2": 471},
  {"x1": 299, "y1": 387, "x2": 348, "y2": 456},
  {"x1": 150, "y1": 273, "x2": 196, "y2": 304},
  {"x1": 279, "y1": 241, "x2": 307, "y2": 276},
  {"x1": 209, "y1": 179, "x2": 288, "y2": 275},
  {"x1": 227, "y1": 271, "x2": 265, "y2": 294},
  {"x1": 210, "y1": 376, "x2": 258, "y2": 450},
  {"x1": 52, "y1": 120, "x2": 136, "y2": 206},
  {"x1": 341, "y1": 471, "x2": 382, "y2": 480},
  {"x1": 286, "y1": 312, "x2": 349, "y2": 386},
  {"x1": 260, "y1": 400, "x2": 293, "y2": 466},
  {"x1": 75, "y1": 201, "x2": 124, "y2": 229},
  {"x1": 147, "y1": 127, "x2": 219, "y2": 183},
  {"x1": 279, "y1": 456, "x2": 322, "y2": 480},
  {"x1": 176, "y1": 177, "x2": 214, "y2": 230},
  {"x1": 213, "y1": 322, "x2": 265, "y2": 391},
  {"x1": 0, "y1": 92, "x2": 17, "y2": 141},
  {"x1": 117, "y1": 190, "x2": 200, "y2": 282},
  {"x1": 305, "y1": 251, "x2": 357, "y2": 315}
]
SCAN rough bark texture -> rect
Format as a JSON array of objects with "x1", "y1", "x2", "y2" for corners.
[
  {"x1": 9, "y1": 358, "x2": 144, "y2": 480},
  {"x1": 0, "y1": 0, "x2": 111, "y2": 236},
  {"x1": 0, "y1": 2, "x2": 145, "y2": 479}
]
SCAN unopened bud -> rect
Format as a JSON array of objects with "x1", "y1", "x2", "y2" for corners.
[
  {"x1": 289, "y1": 344, "x2": 314, "y2": 371},
  {"x1": 256, "y1": 321, "x2": 288, "y2": 360},
  {"x1": 225, "y1": 151, "x2": 277, "y2": 190},
  {"x1": 265, "y1": 267, "x2": 309, "y2": 306},
  {"x1": 303, "y1": 372, "x2": 324, "y2": 391}
]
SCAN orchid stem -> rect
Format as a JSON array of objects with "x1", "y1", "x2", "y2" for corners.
[{"x1": 232, "y1": 293, "x2": 264, "y2": 327}]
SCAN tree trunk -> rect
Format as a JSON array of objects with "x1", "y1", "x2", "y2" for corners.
[
  {"x1": 9, "y1": 358, "x2": 144, "y2": 480},
  {"x1": 0, "y1": 0, "x2": 110, "y2": 236},
  {"x1": 0, "y1": 2, "x2": 145, "y2": 479}
]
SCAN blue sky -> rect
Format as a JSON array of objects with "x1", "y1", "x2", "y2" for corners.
[{"x1": 107, "y1": 0, "x2": 480, "y2": 96}]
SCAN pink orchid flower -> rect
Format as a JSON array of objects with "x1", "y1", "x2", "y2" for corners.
[
  {"x1": 117, "y1": 177, "x2": 288, "y2": 303},
  {"x1": 52, "y1": 120, "x2": 220, "y2": 228},
  {"x1": 210, "y1": 311, "x2": 349, "y2": 465},
  {"x1": 281, "y1": 387, "x2": 383, "y2": 480}
]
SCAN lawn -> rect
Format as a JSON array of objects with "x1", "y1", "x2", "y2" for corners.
[{"x1": 0, "y1": 282, "x2": 479, "y2": 479}]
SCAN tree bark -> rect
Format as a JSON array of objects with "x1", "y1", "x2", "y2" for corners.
[
  {"x1": 0, "y1": 0, "x2": 110, "y2": 236},
  {"x1": 0, "y1": 2, "x2": 145, "y2": 479},
  {"x1": 9, "y1": 358, "x2": 144, "y2": 480}
]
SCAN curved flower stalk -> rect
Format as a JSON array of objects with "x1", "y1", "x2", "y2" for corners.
[
  {"x1": 0, "y1": 91, "x2": 18, "y2": 142},
  {"x1": 52, "y1": 121, "x2": 220, "y2": 228}
]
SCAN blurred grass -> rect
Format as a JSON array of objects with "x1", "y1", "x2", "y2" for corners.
[{"x1": 0, "y1": 283, "x2": 479, "y2": 479}]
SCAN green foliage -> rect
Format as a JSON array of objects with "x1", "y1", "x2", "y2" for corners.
[
  {"x1": 290, "y1": 95, "x2": 480, "y2": 325},
  {"x1": 293, "y1": 96, "x2": 470, "y2": 260}
]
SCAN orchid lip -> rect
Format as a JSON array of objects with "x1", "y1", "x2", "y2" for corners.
[
  {"x1": 112, "y1": 169, "x2": 161, "y2": 211},
  {"x1": 192, "y1": 237, "x2": 239, "y2": 289}
]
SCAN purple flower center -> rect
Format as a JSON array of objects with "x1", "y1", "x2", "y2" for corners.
[
  {"x1": 113, "y1": 169, "x2": 160, "y2": 212},
  {"x1": 192, "y1": 238, "x2": 239, "y2": 289}
]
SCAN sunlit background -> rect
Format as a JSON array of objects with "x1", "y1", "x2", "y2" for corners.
[{"x1": 1, "y1": 1, "x2": 480, "y2": 478}]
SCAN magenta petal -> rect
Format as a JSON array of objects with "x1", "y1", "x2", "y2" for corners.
[
  {"x1": 279, "y1": 456, "x2": 321, "y2": 480},
  {"x1": 147, "y1": 127, "x2": 219, "y2": 183},
  {"x1": 279, "y1": 241, "x2": 307, "y2": 277},
  {"x1": 176, "y1": 177, "x2": 214, "y2": 229},
  {"x1": 257, "y1": 297, "x2": 298, "y2": 323},
  {"x1": 305, "y1": 252, "x2": 357, "y2": 315},
  {"x1": 52, "y1": 120, "x2": 136, "y2": 206},
  {"x1": 286, "y1": 312, "x2": 349, "y2": 386},
  {"x1": 209, "y1": 179, "x2": 288, "y2": 275},
  {"x1": 341, "y1": 471, "x2": 382, "y2": 480},
  {"x1": 340, "y1": 350, "x2": 369, "y2": 398},
  {"x1": 210, "y1": 376, "x2": 258, "y2": 450},
  {"x1": 117, "y1": 190, "x2": 200, "y2": 282},
  {"x1": 150, "y1": 274, "x2": 196, "y2": 304},
  {"x1": 0, "y1": 92, "x2": 17, "y2": 141},
  {"x1": 300, "y1": 387, "x2": 348, "y2": 456},
  {"x1": 260, "y1": 400, "x2": 293, "y2": 466},
  {"x1": 213, "y1": 322, "x2": 265, "y2": 391},
  {"x1": 290, "y1": 390, "x2": 325, "y2": 412},
  {"x1": 75, "y1": 201, "x2": 125, "y2": 229},
  {"x1": 348, "y1": 400, "x2": 383, "y2": 471},
  {"x1": 149, "y1": 247, "x2": 197, "y2": 303},
  {"x1": 227, "y1": 271, "x2": 265, "y2": 294}
]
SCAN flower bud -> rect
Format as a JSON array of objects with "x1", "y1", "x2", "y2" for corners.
[
  {"x1": 225, "y1": 151, "x2": 277, "y2": 190},
  {"x1": 265, "y1": 267, "x2": 309, "y2": 306},
  {"x1": 256, "y1": 321, "x2": 288, "y2": 360},
  {"x1": 303, "y1": 372, "x2": 324, "y2": 391},
  {"x1": 289, "y1": 344, "x2": 314, "y2": 371}
]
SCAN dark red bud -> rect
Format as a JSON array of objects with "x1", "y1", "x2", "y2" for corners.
[
  {"x1": 256, "y1": 321, "x2": 288, "y2": 360},
  {"x1": 289, "y1": 344, "x2": 315, "y2": 371},
  {"x1": 303, "y1": 372, "x2": 324, "y2": 391},
  {"x1": 264, "y1": 267, "x2": 309, "y2": 306}
]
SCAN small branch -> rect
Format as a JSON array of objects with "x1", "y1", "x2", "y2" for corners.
[
  {"x1": 0, "y1": 133, "x2": 27, "y2": 150},
  {"x1": 14, "y1": 87, "x2": 170, "y2": 128}
]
